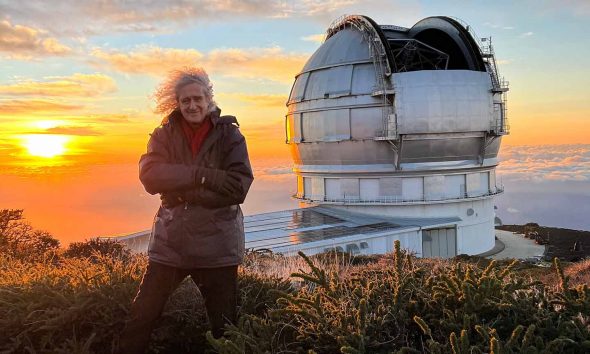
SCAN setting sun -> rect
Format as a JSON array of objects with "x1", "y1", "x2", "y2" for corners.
[
  {"x1": 22, "y1": 134, "x2": 69, "y2": 158},
  {"x1": 34, "y1": 120, "x2": 65, "y2": 129}
]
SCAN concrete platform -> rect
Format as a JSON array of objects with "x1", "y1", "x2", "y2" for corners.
[{"x1": 484, "y1": 230, "x2": 546, "y2": 260}]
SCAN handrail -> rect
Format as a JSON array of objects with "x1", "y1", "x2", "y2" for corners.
[{"x1": 294, "y1": 186, "x2": 504, "y2": 205}]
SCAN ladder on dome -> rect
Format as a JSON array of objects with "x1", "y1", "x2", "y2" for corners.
[
  {"x1": 481, "y1": 37, "x2": 510, "y2": 135},
  {"x1": 328, "y1": 16, "x2": 398, "y2": 142},
  {"x1": 449, "y1": 17, "x2": 510, "y2": 136}
]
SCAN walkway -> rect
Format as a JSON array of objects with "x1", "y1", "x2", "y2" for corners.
[{"x1": 486, "y1": 230, "x2": 546, "y2": 260}]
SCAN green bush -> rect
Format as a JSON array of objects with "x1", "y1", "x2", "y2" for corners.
[
  {"x1": 209, "y1": 242, "x2": 590, "y2": 354},
  {"x1": 64, "y1": 238, "x2": 132, "y2": 263},
  {"x1": 0, "y1": 209, "x2": 60, "y2": 262},
  {"x1": 0, "y1": 253, "x2": 145, "y2": 353}
]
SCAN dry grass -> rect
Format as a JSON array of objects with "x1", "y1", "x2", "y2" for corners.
[
  {"x1": 210, "y1": 245, "x2": 590, "y2": 353},
  {"x1": 242, "y1": 250, "x2": 372, "y2": 283},
  {"x1": 0, "y1": 254, "x2": 145, "y2": 353},
  {"x1": 540, "y1": 257, "x2": 590, "y2": 288},
  {"x1": 2, "y1": 248, "x2": 589, "y2": 353}
]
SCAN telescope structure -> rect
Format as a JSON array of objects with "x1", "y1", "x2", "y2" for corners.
[{"x1": 283, "y1": 15, "x2": 509, "y2": 257}]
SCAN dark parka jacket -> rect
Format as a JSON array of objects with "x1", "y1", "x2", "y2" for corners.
[{"x1": 139, "y1": 108, "x2": 253, "y2": 268}]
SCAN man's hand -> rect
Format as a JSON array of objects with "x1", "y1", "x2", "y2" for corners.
[
  {"x1": 220, "y1": 173, "x2": 242, "y2": 196},
  {"x1": 160, "y1": 191, "x2": 185, "y2": 209},
  {"x1": 196, "y1": 168, "x2": 243, "y2": 196}
]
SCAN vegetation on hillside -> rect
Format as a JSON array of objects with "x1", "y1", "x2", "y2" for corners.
[
  {"x1": 1, "y1": 209, "x2": 589, "y2": 353},
  {"x1": 498, "y1": 223, "x2": 590, "y2": 261}
]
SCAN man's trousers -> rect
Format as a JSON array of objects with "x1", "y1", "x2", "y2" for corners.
[{"x1": 117, "y1": 260, "x2": 238, "y2": 354}]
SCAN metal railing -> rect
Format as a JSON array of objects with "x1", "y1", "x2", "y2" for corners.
[
  {"x1": 449, "y1": 17, "x2": 510, "y2": 136},
  {"x1": 294, "y1": 186, "x2": 504, "y2": 205}
]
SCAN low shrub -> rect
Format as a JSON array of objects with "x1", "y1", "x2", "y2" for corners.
[
  {"x1": 209, "y1": 242, "x2": 590, "y2": 353},
  {"x1": 1, "y1": 241, "x2": 589, "y2": 353},
  {"x1": 64, "y1": 238, "x2": 132, "y2": 263},
  {"x1": 0, "y1": 209, "x2": 60, "y2": 263},
  {"x1": 0, "y1": 254, "x2": 145, "y2": 353}
]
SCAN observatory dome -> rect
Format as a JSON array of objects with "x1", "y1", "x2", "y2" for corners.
[{"x1": 285, "y1": 15, "x2": 509, "y2": 257}]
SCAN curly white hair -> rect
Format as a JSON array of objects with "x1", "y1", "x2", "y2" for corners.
[{"x1": 153, "y1": 67, "x2": 217, "y2": 116}]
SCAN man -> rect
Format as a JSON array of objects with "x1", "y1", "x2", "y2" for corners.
[{"x1": 118, "y1": 67, "x2": 254, "y2": 354}]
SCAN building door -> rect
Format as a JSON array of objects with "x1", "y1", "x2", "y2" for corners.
[{"x1": 422, "y1": 228, "x2": 457, "y2": 258}]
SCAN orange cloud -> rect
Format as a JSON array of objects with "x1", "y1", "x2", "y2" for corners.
[
  {"x1": 91, "y1": 46, "x2": 307, "y2": 83},
  {"x1": 91, "y1": 47, "x2": 203, "y2": 75},
  {"x1": 0, "y1": 20, "x2": 70, "y2": 58},
  {"x1": 43, "y1": 126, "x2": 102, "y2": 136},
  {"x1": 15, "y1": 125, "x2": 102, "y2": 137},
  {"x1": 206, "y1": 47, "x2": 307, "y2": 82},
  {"x1": 218, "y1": 93, "x2": 288, "y2": 107},
  {"x1": 74, "y1": 113, "x2": 135, "y2": 124},
  {"x1": 0, "y1": 99, "x2": 82, "y2": 114},
  {"x1": 0, "y1": 73, "x2": 117, "y2": 97},
  {"x1": 0, "y1": 1, "x2": 365, "y2": 37},
  {"x1": 0, "y1": 1, "x2": 285, "y2": 36}
]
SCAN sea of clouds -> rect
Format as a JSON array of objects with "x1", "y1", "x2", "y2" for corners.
[
  {"x1": 495, "y1": 144, "x2": 590, "y2": 230},
  {"x1": 246, "y1": 144, "x2": 590, "y2": 231}
]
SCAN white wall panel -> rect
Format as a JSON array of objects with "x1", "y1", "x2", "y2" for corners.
[
  {"x1": 480, "y1": 172, "x2": 489, "y2": 194},
  {"x1": 466, "y1": 173, "x2": 480, "y2": 196},
  {"x1": 489, "y1": 170, "x2": 497, "y2": 192},
  {"x1": 311, "y1": 177, "x2": 324, "y2": 197},
  {"x1": 341, "y1": 178, "x2": 360, "y2": 199},
  {"x1": 325, "y1": 179, "x2": 341, "y2": 199},
  {"x1": 467, "y1": 172, "x2": 489, "y2": 196},
  {"x1": 304, "y1": 177, "x2": 312, "y2": 198},
  {"x1": 459, "y1": 221, "x2": 495, "y2": 255},
  {"x1": 380, "y1": 177, "x2": 402, "y2": 197},
  {"x1": 360, "y1": 179, "x2": 379, "y2": 200},
  {"x1": 424, "y1": 175, "x2": 445, "y2": 200},
  {"x1": 402, "y1": 177, "x2": 423, "y2": 200},
  {"x1": 444, "y1": 174, "x2": 465, "y2": 199}
]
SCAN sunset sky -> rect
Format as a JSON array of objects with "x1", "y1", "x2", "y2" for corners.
[{"x1": 1, "y1": 0, "x2": 589, "y2": 244}]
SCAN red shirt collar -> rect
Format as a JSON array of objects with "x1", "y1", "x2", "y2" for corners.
[{"x1": 180, "y1": 115, "x2": 213, "y2": 158}]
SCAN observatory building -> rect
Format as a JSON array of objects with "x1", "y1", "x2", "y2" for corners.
[
  {"x1": 110, "y1": 15, "x2": 508, "y2": 258},
  {"x1": 279, "y1": 15, "x2": 509, "y2": 257}
]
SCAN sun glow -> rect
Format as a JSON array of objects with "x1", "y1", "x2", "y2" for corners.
[
  {"x1": 23, "y1": 134, "x2": 70, "y2": 158},
  {"x1": 34, "y1": 120, "x2": 65, "y2": 129}
]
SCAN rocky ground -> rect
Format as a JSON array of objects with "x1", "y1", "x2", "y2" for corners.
[{"x1": 497, "y1": 224, "x2": 590, "y2": 261}]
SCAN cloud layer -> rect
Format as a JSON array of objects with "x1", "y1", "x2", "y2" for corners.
[
  {"x1": 218, "y1": 93, "x2": 288, "y2": 107},
  {"x1": 0, "y1": 73, "x2": 117, "y2": 97},
  {"x1": 0, "y1": 0, "x2": 362, "y2": 36},
  {"x1": 0, "y1": 99, "x2": 82, "y2": 114},
  {"x1": 498, "y1": 144, "x2": 590, "y2": 182},
  {"x1": 0, "y1": 20, "x2": 70, "y2": 59},
  {"x1": 91, "y1": 46, "x2": 307, "y2": 83}
]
